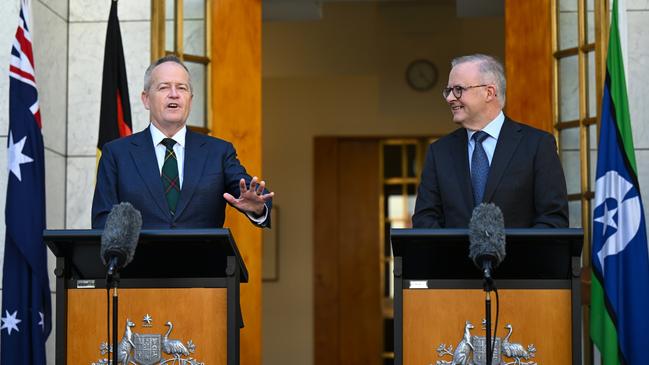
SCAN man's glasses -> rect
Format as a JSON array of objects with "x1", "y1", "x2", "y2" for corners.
[{"x1": 442, "y1": 84, "x2": 488, "y2": 99}]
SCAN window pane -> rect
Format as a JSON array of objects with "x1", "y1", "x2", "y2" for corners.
[
  {"x1": 384, "y1": 261, "x2": 391, "y2": 297},
  {"x1": 384, "y1": 223, "x2": 392, "y2": 257},
  {"x1": 406, "y1": 144, "x2": 417, "y2": 177},
  {"x1": 590, "y1": 197, "x2": 596, "y2": 226},
  {"x1": 590, "y1": 141, "x2": 598, "y2": 189},
  {"x1": 384, "y1": 184, "x2": 401, "y2": 216},
  {"x1": 383, "y1": 145, "x2": 402, "y2": 178},
  {"x1": 558, "y1": 0, "x2": 578, "y2": 50},
  {"x1": 559, "y1": 0, "x2": 578, "y2": 12},
  {"x1": 165, "y1": 0, "x2": 175, "y2": 52},
  {"x1": 387, "y1": 194, "x2": 415, "y2": 222},
  {"x1": 407, "y1": 185, "x2": 416, "y2": 220},
  {"x1": 184, "y1": 0, "x2": 204, "y2": 18},
  {"x1": 165, "y1": 0, "x2": 174, "y2": 17},
  {"x1": 586, "y1": 0, "x2": 596, "y2": 44},
  {"x1": 587, "y1": 51, "x2": 597, "y2": 117},
  {"x1": 387, "y1": 195, "x2": 405, "y2": 221},
  {"x1": 384, "y1": 318, "x2": 394, "y2": 351},
  {"x1": 559, "y1": 127, "x2": 579, "y2": 150},
  {"x1": 389, "y1": 259, "x2": 394, "y2": 298},
  {"x1": 590, "y1": 123, "x2": 598, "y2": 147},
  {"x1": 186, "y1": 62, "x2": 206, "y2": 128},
  {"x1": 386, "y1": 193, "x2": 416, "y2": 228},
  {"x1": 569, "y1": 200, "x2": 583, "y2": 228},
  {"x1": 559, "y1": 56, "x2": 579, "y2": 122},
  {"x1": 590, "y1": 123, "x2": 598, "y2": 150},
  {"x1": 184, "y1": 0, "x2": 206, "y2": 56},
  {"x1": 561, "y1": 149, "x2": 581, "y2": 195}
]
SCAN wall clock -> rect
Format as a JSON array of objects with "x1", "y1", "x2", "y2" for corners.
[{"x1": 405, "y1": 59, "x2": 438, "y2": 92}]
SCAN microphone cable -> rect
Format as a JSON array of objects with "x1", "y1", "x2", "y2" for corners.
[{"x1": 106, "y1": 274, "x2": 110, "y2": 360}]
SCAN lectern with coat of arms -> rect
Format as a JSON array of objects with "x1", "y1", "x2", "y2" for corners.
[
  {"x1": 390, "y1": 228, "x2": 583, "y2": 365},
  {"x1": 45, "y1": 229, "x2": 246, "y2": 365}
]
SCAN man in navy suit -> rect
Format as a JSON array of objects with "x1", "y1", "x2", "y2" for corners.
[
  {"x1": 412, "y1": 54, "x2": 568, "y2": 228},
  {"x1": 92, "y1": 55, "x2": 273, "y2": 229}
]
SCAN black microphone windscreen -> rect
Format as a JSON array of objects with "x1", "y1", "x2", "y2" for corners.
[
  {"x1": 468, "y1": 203, "x2": 506, "y2": 268},
  {"x1": 100, "y1": 202, "x2": 142, "y2": 269}
]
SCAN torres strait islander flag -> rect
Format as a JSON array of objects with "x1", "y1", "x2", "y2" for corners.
[{"x1": 590, "y1": 0, "x2": 649, "y2": 364}]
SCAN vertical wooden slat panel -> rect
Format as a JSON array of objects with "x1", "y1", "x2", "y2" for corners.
[
  {"x1": 314, "y1": 138, "x2": 341, "y2": 365},
  {"x1": 314, "y1": 138, "x2": 382, "y2": 365},
  {"x1": 150, "y1": 0, "x2": 166, "y2": 60},
  {"x1": 594, "y1": 0, "x2": 609, "y2": 140},
  {"x1": 338, "y1": 140, "x2": 381, "y2": 365},
  {"x1": 504, "y1": 0, "x2": 553, "y2": 132},
  {"x1": 211, "y1": 1, "x2": 262, "y2": 365}
]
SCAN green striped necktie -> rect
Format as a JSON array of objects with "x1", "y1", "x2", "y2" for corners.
[{"x1": 161, "y1": 138, "x2": 180, "y2": 215}]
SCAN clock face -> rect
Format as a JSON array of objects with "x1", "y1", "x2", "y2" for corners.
[{"x1": 406, "y1": 59, "x2": 438, "y2": 92}]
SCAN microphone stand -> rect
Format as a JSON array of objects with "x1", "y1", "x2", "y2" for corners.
[
  {"x1": 483, "y1": 261, "x2": 495, "y2": 365},
  {"x1": 106, "y1": 271, "x2": 120, "y2": 365}
]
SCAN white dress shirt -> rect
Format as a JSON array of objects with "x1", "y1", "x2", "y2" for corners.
[
  {"x1": 467, "y1": 111, "x2": 505, "y2": 172},
  {"x1": 149, "y1": 123, "x2": 268, "y2": 223},
  {"x1": 150, "y1": 123, "x2": 186, "y2": 187}
]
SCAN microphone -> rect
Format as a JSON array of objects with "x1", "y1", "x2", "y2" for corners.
[
  {"x1": 100, "y1": 202, "x2": 142, "y2": 276},
  {"x1": 468, "y1": 203, "x2": 506, "y2": 282}
]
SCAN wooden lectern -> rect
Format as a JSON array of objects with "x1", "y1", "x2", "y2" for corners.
[
  {"x1": 391, "y1": 228, "x2": 583, "y2": 365},
  {"x1": 44, "y1": 228, "x2": 247, "y2": 365}
]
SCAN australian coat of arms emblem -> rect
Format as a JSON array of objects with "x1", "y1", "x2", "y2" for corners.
[
  {"x1": 434, "y1": 320, "x2": 537, "y2": 365},
  {"x1": 91, "y1": 315, "x2": 204, "y2": 365}
]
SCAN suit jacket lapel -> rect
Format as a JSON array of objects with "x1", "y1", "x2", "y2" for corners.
[
  {"x1": 450, "y1": 129, "x2": 474, "y2": 212},
  {"x1": 129, "y1": 129, "x2": 170, "y2": 217},
  {"x1": 173, "y1": 130, "x2": 208, "y2": 219},
  {"x1": 483, "y1": 118, "x2": 522, "y2": 202}
]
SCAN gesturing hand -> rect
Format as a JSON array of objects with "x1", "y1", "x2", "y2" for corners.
[{"x1": 223, "y1": 176, "x2": 274, "y2": 216}]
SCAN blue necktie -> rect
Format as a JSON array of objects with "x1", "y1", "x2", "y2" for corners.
[{"x1": 471, "y1": 131, "x2": 490, "y2": 206}]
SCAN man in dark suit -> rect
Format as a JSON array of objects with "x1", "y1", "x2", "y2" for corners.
[
  {"x1": 92, "y1": 55, "x2": 273, "y2": 229},
  {"x1": 412, "y1": 54, "x2": 568, "y2": 228}
]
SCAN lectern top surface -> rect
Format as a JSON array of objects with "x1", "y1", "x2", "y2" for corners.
[
  {"x1": 43, "y1": 228, "x2": 248, "y2": 282},
  {"x1": 390, "y1": 228, "x2": 583, "y2": 280}
]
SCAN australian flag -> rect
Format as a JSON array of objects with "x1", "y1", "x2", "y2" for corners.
[{"x1": 1, "y1": 0, "x2": 52, "y2": 363}]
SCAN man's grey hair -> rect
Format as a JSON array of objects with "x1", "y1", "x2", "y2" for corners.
[
  {"x1": 452, "y1": 54, "x2": 506, "y2": 107},
  {"x1": 143, "y1": 55, "x2": 193, "y2": 93}
]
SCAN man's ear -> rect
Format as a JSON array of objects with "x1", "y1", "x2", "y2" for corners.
[
  {"x1": 486, "y1": 85, "x2": 498, "y2": 102},
  {"x1": 141, "y1": 90, "x2": 150, "y2": 110}
]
